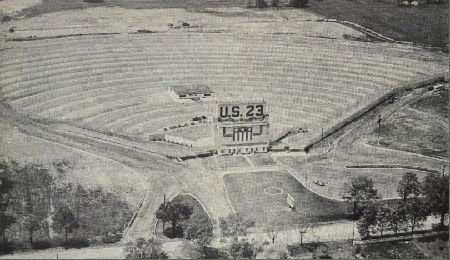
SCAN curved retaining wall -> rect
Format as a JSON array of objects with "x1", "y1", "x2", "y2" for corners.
[{"x1": 304, "y1": 74, "x2": 447, "y2": 153}]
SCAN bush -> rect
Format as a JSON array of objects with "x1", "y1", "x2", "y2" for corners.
[
  {"x1": 125, "y1": 238, "x2": 167, "y2": 259},
  {"x1": 163, "y1": 226, "x2": 184, "y2": 238},
  {"x1": 290, "y1": 0, "x2": 308, "y2": 7},
  {"x1": 32, "y1": 240, "x2": 53, "y2": 250},
  {"x1": 1, "y1": 15, "x2": 13, "y2": 23},
  {"x1": 203, "y1": 246, "x2": 229, "y2": 259},
  {"x1": 61, "y1": 238, "x2": 90, "y2": 249},
  {"x1": 101, "y1": 233, "x2": 122, "y2": 244},
  {"x1": 0, "y1": 242, "x2": 15, "y2": 255}
]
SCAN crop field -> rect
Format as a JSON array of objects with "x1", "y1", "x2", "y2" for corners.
[{"x1": 223, "y1": 171, "x2": 350, "y2": 226}]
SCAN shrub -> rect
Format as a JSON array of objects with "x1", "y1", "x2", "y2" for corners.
[
  {"x1": 1, "y1": 15, "x2": 13, "y2": 23},
  {"x1": 61, "y1": 238, "x2": 90, "y2": 249},
  {"x1": 0, "y1": 242, "x2": 15, "y2": 255},
  {"x1": 101, "y1": 233, "x2": 122, "y2": 244},
  {"x1": 125, "y1": 238, "x2": 167, "y2": 259},
  {"x1": 290, "y1": 0, "x2": 308, "y2": 7},
  {"x1": 203, "y1": 246, "x2": 229, "y2": 259},
  {"x1": 32, "y1": 240, "x2": 53, "y2": 250},
  {"x1": 163, "y1": 226, "x2": 184, "y2": 238}
]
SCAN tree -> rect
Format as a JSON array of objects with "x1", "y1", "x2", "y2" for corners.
[
  {"x1": 386, "y1": 204, "x2": 408, "y2": 234},
  {"x1": 20, "y1": 163, "x2": 51, "y2": 246},
  {"x1": 357, "y1": 202, "x2": 378, "y2": 239},
  {"x1": 397, "y1": 172, "x2": 421, "y2": 203},
  {"x1": 155, "y1": 201, "x2": 192, "y2": 237},
  {"x1": 247, "y1": 0, "x2": 268, "y2": 8},
  {"x1": 125, "y1": 237, "x2": 168, "y2": 259},
  {"x1": 374, "y1": 205, "x2": 391, "y2": 237},
  {"x1": 52, "y1": 205, "x2": 79, "y2": 242},
  {"x1": 256, "y1": 0, "x2": 268, "y2": 8},
  {"x1": 183, "y1": 212, "x2": 213, "y2": 247},
  {"x1": 257, "y1": 241, "x2": 289, "y2": 259},
  {"x1": 0, "y1": 162, "x2": 15, "y2": 245},
  {"x1": 264, "y1": 224, "x2": 280, "y2": 244},
  {"x1": 422, "y1": 172, "x2": 449, "y2": 228},
  {"x1": 290, "y1": 0, "x2": 308, "y2": 8},
  {"x1": 219, "y1": 213, "x2": 252, "y2": 239},
  {"x1": 405, "y1": 197, "x2": 428, "y2": 233},
  {"x1": 347, "y1": 176, "x2": 379, "y2": 219},
  {"x1": 20, "y1": 213, "x2": 42, "y2": 246}
]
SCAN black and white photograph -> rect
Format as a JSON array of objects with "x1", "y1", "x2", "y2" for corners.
[{"x1": 0, "y1": 0, "x2": 448, "y2": 259}]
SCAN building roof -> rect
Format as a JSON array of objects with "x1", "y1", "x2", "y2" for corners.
[{"x1": 171, "y1": 85, "x2": 214, "y2": 95}]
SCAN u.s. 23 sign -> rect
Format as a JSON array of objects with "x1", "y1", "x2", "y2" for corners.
[{"x1": 218, "y1": 103, "x2": 264, "y2": 119}]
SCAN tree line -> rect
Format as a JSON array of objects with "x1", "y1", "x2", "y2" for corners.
[
  {"x1": 348, "y1": 171, "x2": 448, "y2": 239},
  {"x1": 0, "y1": 159, "x2": 133, "y2": 254},
  {"x1": 247, "y1": 0, "x2": 309, "y2": 8}
]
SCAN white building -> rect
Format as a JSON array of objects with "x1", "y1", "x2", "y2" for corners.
[{"x1": 168, "y1": 85, "x2": 215, "y2": 103}]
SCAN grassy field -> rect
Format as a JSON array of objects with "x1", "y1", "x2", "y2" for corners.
[
  {"x1": 246, "y1": 153, "x2": 277, "y2": 166},
  {"x1": 308, "y1": 0, "x2": 448, "y2": 47},
  {"x1": 223, "y1": 171, "x2": 350, "y2": 227},
  {"x1": 367, "y1": 86, "x2": 449, "y2": 159},
  {"x1": 14, "y1": 0, "x2": 243, "y2": 17},
  {"x1": 8, "y1": 0, "x2": 448, "y2": 47},
  {"x1": 215, "y1": 155, "x2": 250, "y2": 168},
  {"x1": 275, "y1": 159, "x2": 429, "y2": 199}
]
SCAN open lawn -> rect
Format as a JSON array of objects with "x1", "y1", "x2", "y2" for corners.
[
  {"x1": 10, "y1": 0, "x2": 449, "y2": 48},
  {"x1": 276, "y1": 159, "x2": 429, "y2": 199},
  {"x1": 15, "y1": 0, "x2": 244, "y2": 18},
  {"x1": 223, "y1": 171, "x2": 350, "y2": 227},
  {"x1": 366, "y1": 86, "x2": 449, "y2": 159},
  {"x1": 246, "y1": 153, "x2": 277, "y2": 166},
  {"x1": 215, "y1": 155, "x2": 250, "y2": 168}
]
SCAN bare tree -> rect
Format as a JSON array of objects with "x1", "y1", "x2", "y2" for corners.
[{"x1": 264, "y1": 224, "x2": 280, "y2": 244}]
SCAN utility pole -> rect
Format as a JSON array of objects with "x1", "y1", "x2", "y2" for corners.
[
  {"x1": 377, "y1": 115, "x2": 382, "y2": 145},
  {"x1": 321, "y1": 128, "x2": 324, "y2": 141},
  {"x1": 162, "y1": 193, "x2": 166, "y2": 232}
]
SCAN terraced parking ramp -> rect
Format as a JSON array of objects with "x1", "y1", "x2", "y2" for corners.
[{"x1": 1, "y1": 30, "x2": 446, "y2": 149}]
